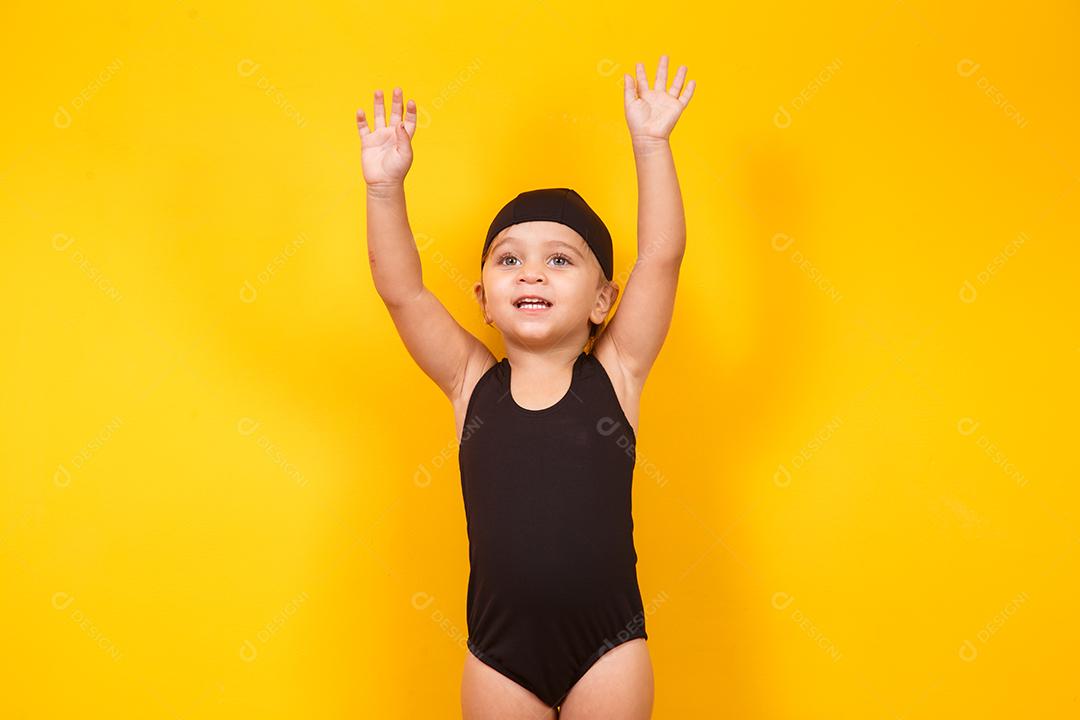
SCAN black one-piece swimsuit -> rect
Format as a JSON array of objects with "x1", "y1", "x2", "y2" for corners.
[{"x1": 458, "y1": 350, "x2": 647, "y2": 708}]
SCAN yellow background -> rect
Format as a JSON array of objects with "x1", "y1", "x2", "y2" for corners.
[{"x1": 3, "y1": 0, "x2": 1078, "y2": 717}]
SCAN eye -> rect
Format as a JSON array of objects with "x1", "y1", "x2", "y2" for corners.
[{"x1": 496, "y1": 252, "x2": 572, "y2": 267}]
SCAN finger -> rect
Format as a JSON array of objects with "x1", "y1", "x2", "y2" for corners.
[
  {"x1": 356, "y1": 108, "x2": 370, "y2": 137},
  {"x1": 403, "y1": 99, "x2": 418, "y2": 137},
  {"x1": 389, "y1": 87, "x2": 403, "y2": 126},
  {"x1": 678, "y1": 78, "x2": 696, "y2": 106},
  {"x1": 635, "y1": 62, "x2": 649, "y2": 97},
  {"x1": 668, "y1": 65, "x2": 687, "y2": 97},
  {"x1": 654, "y1": 54, "x2": 668, "y2": 91},
  {"x1": 623, "y1": 73, "x2": 637, "y2": 106},
  {"x1": 373, "y1": 89, "x2": 386, "y2": 129}
]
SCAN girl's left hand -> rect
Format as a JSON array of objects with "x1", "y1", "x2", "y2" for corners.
[{"x1": 624, "y1": 55, "x2": 696, "y2": 143}]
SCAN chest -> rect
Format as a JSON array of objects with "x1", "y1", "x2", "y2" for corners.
[
  {"x1": 453, "y1": 379, "x2": 639, "y2": 445},
  {"x1": 458, "y1": 409, "x2": 637, "y2": 485}
]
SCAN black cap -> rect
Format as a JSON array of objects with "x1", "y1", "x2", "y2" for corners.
[{"x1": 482, "y1": 188, "x2": 613, "y2": 280}]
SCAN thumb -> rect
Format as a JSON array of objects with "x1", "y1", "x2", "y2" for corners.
[{"x1": 396, "y1": 122, "x2": 410, "y2": 144}]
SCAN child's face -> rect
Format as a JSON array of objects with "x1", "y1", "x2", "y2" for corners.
[{"x1": 475, "y1": 221, "x2": 617, "y2": 348}]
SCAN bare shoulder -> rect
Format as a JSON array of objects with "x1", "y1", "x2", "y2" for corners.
[
  {"x1": 452, "y1": 342, "x2": 498, "y2": 442},
  {"x1": 591, "y1": 332, "x2": 645, "y2": 438}
]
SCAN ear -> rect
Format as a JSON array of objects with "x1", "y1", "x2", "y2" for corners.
[
  {"x1": 473, "y1": 281, "x2": 492, "y2": 323},
  {"x1": 590, "y1": 280, "x2": 620, "y2": 325}
]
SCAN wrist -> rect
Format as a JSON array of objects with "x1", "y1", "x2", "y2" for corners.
[
  {"x1": 630, "y1": 135, "x2": 671, "y2": 155},
  {"x1": 365, "y1": 180, "x2": 405, "y2": 199}
]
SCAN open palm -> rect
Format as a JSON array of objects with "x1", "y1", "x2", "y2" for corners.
[
  {"x1": 356, "y1": 87, "x2": 418, "y2": 186},
  {"x1": 624, "y1": 55, "x2": 696, "y2": 142}
]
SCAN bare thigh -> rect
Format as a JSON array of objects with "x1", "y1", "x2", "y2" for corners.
[
  {"x1": 461, "y1": 649, "x2": 558, "y2": 720},
  {"x1": 558, "y1": 639, "x2": 653, "y2": 720}
]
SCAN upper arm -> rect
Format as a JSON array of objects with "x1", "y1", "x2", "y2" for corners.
[
  {"x1": 382, "y1": 286, "x2": 495, "y2": 403},
  {"x1": 593, "y1": 253, "x2": 683, "y2": 389}
]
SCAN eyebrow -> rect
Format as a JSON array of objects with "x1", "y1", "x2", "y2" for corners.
[{"x1": 492, "y1": 237, "x2": 584, "y2": 258}]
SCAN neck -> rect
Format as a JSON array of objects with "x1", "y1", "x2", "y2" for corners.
[{"x1": 503, "y1": 342, "x2": 583, "y2": 372}]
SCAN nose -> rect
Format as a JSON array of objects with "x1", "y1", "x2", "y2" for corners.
[{"x1": 516, "y1": 261, "x2": 547, "y2": 283}]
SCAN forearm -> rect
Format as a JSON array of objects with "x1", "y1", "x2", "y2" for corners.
[
  {"x1": 631, "y1": 137, "x2": 686, "y2": 265},
  {"x1": 365, "y1": 182, "x2": 423, "y2": 305}
]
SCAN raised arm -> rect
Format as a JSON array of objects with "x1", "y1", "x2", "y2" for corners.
[
  {"x1": 358, "y1": 88, "x2": 492, "y2": 402},
  {"x1": 594, "y1": 55, "x2": 696, "y2": 386}
]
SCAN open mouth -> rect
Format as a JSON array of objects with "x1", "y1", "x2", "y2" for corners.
[{"x1": 514, "y1": 297, "x2": 552, "y2": 310}]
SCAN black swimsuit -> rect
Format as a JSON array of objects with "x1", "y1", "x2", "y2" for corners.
[{"x1": 458, "y1": 350, "x2": 647, "y2": 708}]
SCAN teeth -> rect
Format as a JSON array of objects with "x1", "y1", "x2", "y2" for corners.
[{"x1": 516, "y1": 298, "x2": 550, "y2": 308}]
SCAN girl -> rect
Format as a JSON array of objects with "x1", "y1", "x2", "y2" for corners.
[{"x1": 357, "y1": 55, "x2": 695, "y2": 720}]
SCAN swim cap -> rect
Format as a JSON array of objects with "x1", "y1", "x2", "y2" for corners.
[{"x1": 482, "y1": 188, "x2": 613, "y2": 280}]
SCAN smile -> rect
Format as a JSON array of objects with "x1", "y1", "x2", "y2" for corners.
[{"x1": 514, "y1": 297, "x2": 552, "y2": 310}]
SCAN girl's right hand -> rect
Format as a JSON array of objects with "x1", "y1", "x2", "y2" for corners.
[{"x1": 356, "y1": 87, "x2": 417, "y2": 187}]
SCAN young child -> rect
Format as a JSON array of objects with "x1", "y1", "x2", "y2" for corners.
[{"x1": 357, "y1": 55, "x2": 694, "y2": 720}]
